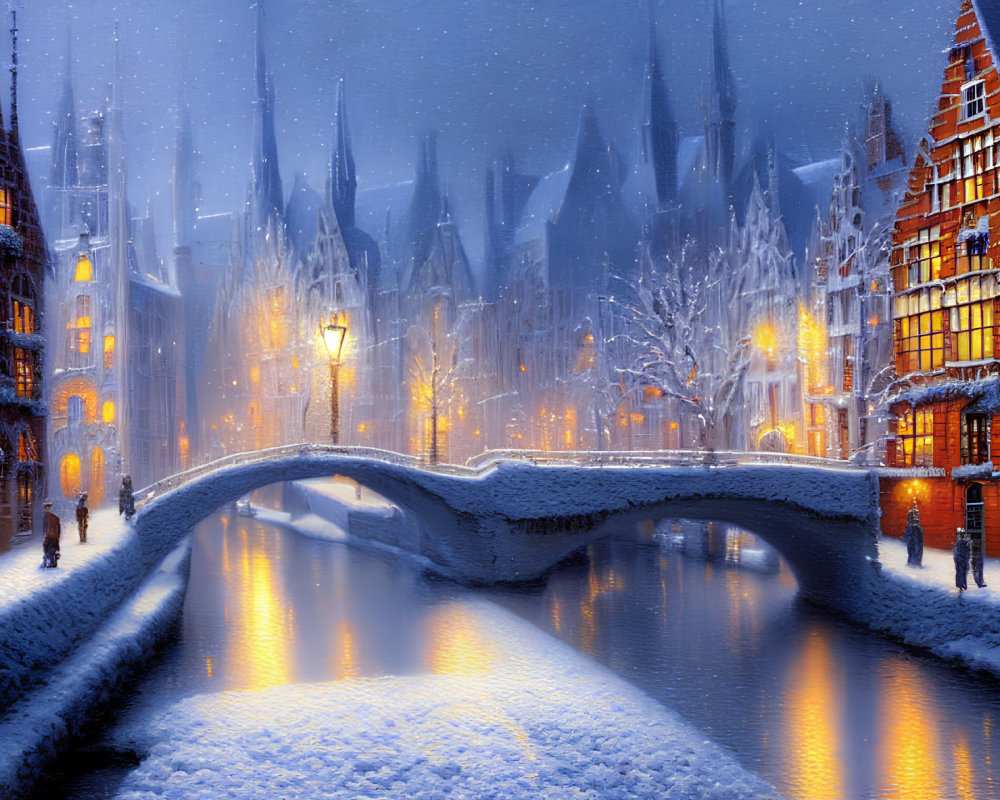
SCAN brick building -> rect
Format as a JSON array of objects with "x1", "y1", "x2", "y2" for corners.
[
  {"x1": 0, "y1": 12, "x2": 48, "y2": 549},
  {"x1": 881, "y1": 0, "x2": 1000, "y2": 555}
]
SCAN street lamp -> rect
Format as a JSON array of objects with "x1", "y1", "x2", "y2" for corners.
[{"x1": 322, "y1": 319, "x2": 347, "y2": 444}]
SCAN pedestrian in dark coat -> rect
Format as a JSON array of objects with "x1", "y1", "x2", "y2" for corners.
[
  {"x1": 76, "y1": 493, "x2": 89, "y2": 543},
  {"x1": 903, "y1": 501, "x2": 924, "y2": 566},
  {"x1": 119, "y1": 475, "x2": 135, "y2": 520},
  {"x1": 953, "y1": 528, "x2": 971, "y2": 591},
  {"x1": 971, "y1": 535, "x2": 987, "y2": 588},
  {"x1": 42, "y1": 502, "x2": 60, "y2": 568}
]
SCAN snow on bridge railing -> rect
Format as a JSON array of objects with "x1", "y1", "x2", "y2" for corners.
[
  {"x1": 464, "y1": 449, "x2": 871, "y2": 471},
  {"x1": 135, "y1": 444, "x2": 868, "y2": 508},
  {"x1": 135, "y1": 444, "x2": 424, "y2": 504}
]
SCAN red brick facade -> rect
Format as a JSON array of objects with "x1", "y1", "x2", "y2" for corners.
[{"x1": 883, "y1": 1, "x2": 1000, "y2": 555}]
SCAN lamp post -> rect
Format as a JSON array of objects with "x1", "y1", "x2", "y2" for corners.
[{"x1": 322, "y1": 319, "x2": 347, "y2": 444}]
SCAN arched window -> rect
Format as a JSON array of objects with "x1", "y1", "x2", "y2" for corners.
[
  {"x1": 60, "y1": 453, "x2": 81, "y2": 497},
  {"x1": 966, "y1": 483, "x2": 985, "y2": 532},
  {"x1": 75, "y1": 252, "x2": 93, "y2": 282}
]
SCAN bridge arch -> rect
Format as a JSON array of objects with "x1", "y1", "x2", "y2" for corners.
[{"x1": 132, "y1": 448, "x2": 883, "y2": 620}]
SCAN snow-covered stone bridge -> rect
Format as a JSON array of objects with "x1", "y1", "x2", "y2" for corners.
[{"x1": 133, "y1": 445, "x2": 882, "y2": 619}]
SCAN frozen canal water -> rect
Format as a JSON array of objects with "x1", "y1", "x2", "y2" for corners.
[{"x1": 41, "y1": 486, "x2": 1000, "y2": 800}]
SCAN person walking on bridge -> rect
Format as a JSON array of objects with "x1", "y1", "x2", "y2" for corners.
[
  {"x1": 75, "y1": 493, "x2": 89, "y2": 543},
  {"x1": 953, "y1": 528, "x2": 971, "y2": 592}
]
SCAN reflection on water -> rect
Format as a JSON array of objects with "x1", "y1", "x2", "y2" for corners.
[
  {"x1": 108, "y1": 506, "x2": 1000, "y2": 800},
  {"x1": 487, "y1": 526, "x2": 1000, "y2": 800},
  {"x1": 783, "y1": 629, "x2": 844, "y2": 800}
]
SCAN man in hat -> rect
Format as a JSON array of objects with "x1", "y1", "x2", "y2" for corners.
[{"x1": 42, "y1": 502, "x2": 60, "y2": 568}]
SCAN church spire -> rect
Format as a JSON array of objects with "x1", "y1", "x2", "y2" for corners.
[
  {"x1": 643, "y1": 0, "x2": 678, "y2": 207},
  {"x1": 708, "y1": 0, "x2": 736, "y2": 189},
  {"x1": 173, "y1": 103, "x2": 197, "y2": 249},
  {"x1": 329, "y1": 76, "x2": 357, "y2": 230},
  {"x1": 9, "y1": 9, "x2": 18, "y2": 140},
  {"x1": 250, "y1": 1, "x2": 284, "y2": 235},
  {"x1": 51, "y1": 38, "x2": 80, "y2": 192}
]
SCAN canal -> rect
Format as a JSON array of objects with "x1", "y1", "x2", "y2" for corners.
[{"x1": 42, "y1": 484, "x2": 1000, "y2": 800}]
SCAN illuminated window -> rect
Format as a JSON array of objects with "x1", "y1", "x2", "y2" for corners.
[
  {"x1": 947, "y1": 274, "x2": 996, "y2": 362},
  {"x1": 894, "y1": 286, "x2": 945, "y2": 374},
  {"x1": 895, "y1": 408, "x2": 934, "y2": 468},
  {"x1": 59, "y1": 453, "x2": 81, "y2": 497},
  {"x1": 14, "y1": 348, "x2": 33, "y2": 399},
  {"x1": 11, "y1": 275, "x2": 34, "y2": 334},
  {"x1": 103, "y1": 335, "x2": 115, "y2": 369},
  {"x1": 962, "y1": 414, "x2": 991, "y2": 465},
  {"x1": 72, "y1": 295, "x2": 92, "y2": 356},
  {"x1": 963, "y1": 80, "x2": 986, "y2": 120},
  {"x1": 74, "y1": 252, "x2": 93, "y2": 282},
  {"x1": 960, "y1": 136, "x2": 990, "y2": 202},
  {"x1": 18, "y1": 431, "x2": 35, "y2": 462},
  {"x1": 101, "y1": 400, "x2": 115, "y2": 423},
  {"x1": 959, "y1": 233, "x2": 990, "y2": 274},
  {"x1": 906, "y1": 228, "x2": 941, "y2": 287},
  {"x1": 0, "y1": 188, "x2": 10, "y2": 226}
]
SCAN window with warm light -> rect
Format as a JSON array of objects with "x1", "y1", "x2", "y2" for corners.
[
  {"x1": 895, "y1": 408, "x2": 934, "y2": 468},
  {"x1": 0, "y1": 188, "x2": 11, "y2": 226},
  {"x1": 961, "y1": 414, "x2": 990, "y2": 465},
  {"x1": 12, "y1": 275, "x2": 34, "y2": 334},
  {"x1": 14, "y1": 348, "x2": 33, "y2": 399},
  {"x1": 101, "y1": 400, "x2": 115, "y2": 423},
  {"x1": 73, "y1": 295, "x2": 92, "y2": 356},
  {"x1": 103, "y1": 335, "x2": 114, "y2": 368},
  {"x1": 75, "y1": 252, "x2": 93, "y2": 282},
  {"x1": 59, "y1": 453, "x2": 81, "y2": 497}
]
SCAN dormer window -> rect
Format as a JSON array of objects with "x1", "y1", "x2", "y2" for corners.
[{"x1": 963, "y1": 79, "x2": 986, "y2": 120}]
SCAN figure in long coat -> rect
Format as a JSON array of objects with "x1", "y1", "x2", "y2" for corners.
[
  {"x1": 119, "y1": 475, "x2": 135, "y2": 520},
  {"x1": 953, "y1": 528, "x2": 971, "y2": 591},
  {"x1": 903, "y1": 501, "x2": 924, "y2": 567},
  {"x1": 42, "y1": 502, "x2": 61, "y2": 568},
  {"x1": 76, "y1": 493, "x2": 89, "y2": 543},
  {"x1": 971, "y1": 536, "x2": 987, "y2": 588}
]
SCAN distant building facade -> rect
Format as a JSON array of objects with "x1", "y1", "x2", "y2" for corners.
[{"x1": 44, "y1": 31, "x2": 183, "y2": 508}]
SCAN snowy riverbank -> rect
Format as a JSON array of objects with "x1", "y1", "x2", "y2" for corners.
[
  {"x1": 110, "y1": 600, "x2": 785, "y2": 800},
  {"x1": 0, "y1": 514, "x2": 190, "y2": 798}
]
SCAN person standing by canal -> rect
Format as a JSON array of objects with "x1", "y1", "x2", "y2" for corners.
[
  {"x1": 953, "y1": 528, "x2": 971, "y2": 592},
  {"x1": 42, "y1": 502, "x2": 61, "y2": 568},
  {"x1": 119, "y1": 475, "x2": 135, "y2": 520},
  {"x1": 971, "y1": 534, "x2": 987, "y2": 588},
  {"x1": 75, "y1": 493, "x2": 89, "y2": 543}
]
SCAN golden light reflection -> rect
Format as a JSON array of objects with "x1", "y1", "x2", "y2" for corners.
[
  {"x1": 953, "y1": 735, "x2": 975, "y2": 800},
  {"x1": 224, "y1": 525, "x2": 294, "y2": 690},
  {"x1": 424, "y1": 603, "x2": 499, "y2": 675},
  {"x1": 783, "y1": 630, "x2": 844, "y2": 800},
  {"x1": 878, "y1": 657, "x2": 942, "y2": 800},
  {"x1": 334, "y1": 620, "x2": 357, "y2": 680}
]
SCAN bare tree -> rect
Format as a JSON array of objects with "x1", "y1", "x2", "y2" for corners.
[{"x1": 618, "y1": 240, "x2": 750, "y2": 453}]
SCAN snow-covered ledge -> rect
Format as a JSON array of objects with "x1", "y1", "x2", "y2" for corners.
[{"x1": 951, "y1": 461, "x2": 994, "y2": 480}]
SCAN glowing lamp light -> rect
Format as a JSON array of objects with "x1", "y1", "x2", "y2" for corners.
[
  {"x1": 322, "y1": 318, "x2": 348, "y2": 444},
  {"x1": 322, "y1": 322, "x2": 347, "y2": 365}
]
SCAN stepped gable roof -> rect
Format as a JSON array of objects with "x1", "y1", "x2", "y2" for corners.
[{"x1": 973, "y1": 0, "x2": 1000, "y2": 61}]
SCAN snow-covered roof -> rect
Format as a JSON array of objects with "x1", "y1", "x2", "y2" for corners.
[
  {"x1": 973, "y1": 0, "x2": 1000, "y2": 64},
  {"x1": 887, "y1": 374, "x2": 1000, "y2": 412},
  {"x1": 514, "y1": 166, "x2": 569, "y2": 245}
]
